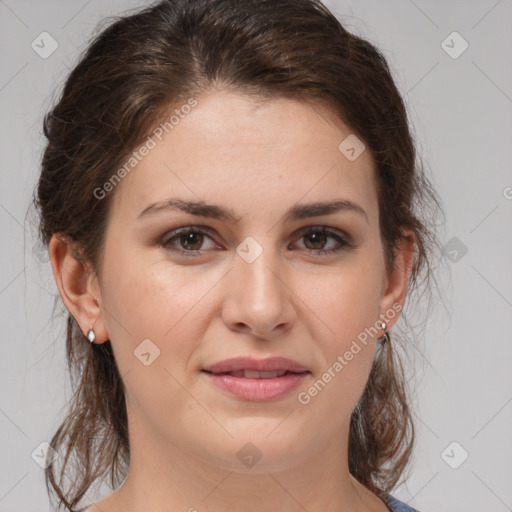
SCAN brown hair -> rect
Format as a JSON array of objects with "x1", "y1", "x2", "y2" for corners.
[{"x1": 33, "y1": 0, "x2": 444, "y2": 509}]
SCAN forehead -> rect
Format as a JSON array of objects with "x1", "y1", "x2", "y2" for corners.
[{"x1": 109, "y1": 90, "x2": 378, "y2": 223}]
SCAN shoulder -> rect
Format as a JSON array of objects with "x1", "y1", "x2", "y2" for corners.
[{"x1": 382, "y1": 493, "x2": 421, "y2": 512}]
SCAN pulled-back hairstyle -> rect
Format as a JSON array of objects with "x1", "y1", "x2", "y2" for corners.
[{"x1": 34, "y1": 0, "x2": 444, "y2": 510}]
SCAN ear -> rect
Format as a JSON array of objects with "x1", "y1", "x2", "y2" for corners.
[
  {"x1": 48, "y1": 233, "x2": 109, "y2": 344},
  {"x1": 379, "y1": 229, "x2": 415, "y2": 330}
]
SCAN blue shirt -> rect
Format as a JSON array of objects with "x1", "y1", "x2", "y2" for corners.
[
  {"x1": 384, "y1": 493, "x2": 420, "y2": 511},
  {"x1": 75, "y1": 494, "x2": 419, "y2": 512}
]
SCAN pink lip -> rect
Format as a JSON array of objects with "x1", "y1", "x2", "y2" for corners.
[
  {"x1": 202, "y1": 356, "x2": 309, "y2": 373},
  {"x1": 201, "y1": 356, "x2": 310, "y2": 401}
]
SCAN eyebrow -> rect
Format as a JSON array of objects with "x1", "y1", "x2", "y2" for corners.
[{"x1": 137, "y1": 198, "x2": 368, "y2": 224}]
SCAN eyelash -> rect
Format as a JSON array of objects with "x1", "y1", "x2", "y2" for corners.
[{"x1": 160, "y1": 225, "x2": 352, "y2": 258}]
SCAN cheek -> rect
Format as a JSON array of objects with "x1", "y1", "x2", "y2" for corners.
[
  {"x1": 301, "y1": 255, "x2": 383, "y2": 346},
  {"x1": 98, "y1": 242, "x2": 225, "y2": 373},
  {"x1": 97, "y1": 249, "x2": 208, "y2": 431},
  {"x1": 295, "y1": 256, "x2": 382, "y2": 408}
]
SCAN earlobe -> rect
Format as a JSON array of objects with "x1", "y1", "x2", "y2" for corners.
[
  {"x1": 48, "y1": 234, "x2": 109, "y2": 344},
  {"x1": 379, "y1": 230, "x2": 415, "y2": 329}
]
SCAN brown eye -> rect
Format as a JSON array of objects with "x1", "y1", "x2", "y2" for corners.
[
  {"x1": 293, "y1": 227, "x2": 351, "y2": 256},
  {"x1": 178, "y1": 231, "x2": 204, "y2": 251},
  {"x1": 303, "y1": 231, "x2": 328, "y2": 250},
  {"x1": 161, "y1": 227, "x2": 218, "y2": 256}
]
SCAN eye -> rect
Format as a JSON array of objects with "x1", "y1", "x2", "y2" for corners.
[
  {"x1": 161, "y1": 226, "x2": 218, "y2": 257},
  {"x1": 292, "y1": 226, "x2": 352, "y2": 256},
  {"x1": 160, "y1": 225, "x2": 352, "y2": 258}
]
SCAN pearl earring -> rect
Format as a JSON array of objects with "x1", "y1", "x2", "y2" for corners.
[
  {"x1": 380, "y1": 321, "x2": 388, "y2": 343},
  {"x1": 87, "y1": 328, "x2": 96, "y2": 343}
]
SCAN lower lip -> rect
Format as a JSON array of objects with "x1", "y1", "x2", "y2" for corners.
[{"x1": 202, "y1": 371, "x2": 310, "y2": 401}]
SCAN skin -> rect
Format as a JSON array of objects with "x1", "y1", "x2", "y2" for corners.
[{"x1": 50, "y1": 90, "x2": 414, "y2": 512}]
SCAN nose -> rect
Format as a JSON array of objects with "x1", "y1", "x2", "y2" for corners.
[{"x1": 221, "y1": 244, "x2": 295, "y2": 340}]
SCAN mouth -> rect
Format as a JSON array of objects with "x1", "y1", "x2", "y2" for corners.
[
  {"x1": 202, "y1": 369, "x2": 309, "y2": 379},
  {"x1": 201, "y1": 356, "x2": 310, "y2": 400},
  {"x1": 202, "y1": 356, "x2": 310, "y2": 375}
]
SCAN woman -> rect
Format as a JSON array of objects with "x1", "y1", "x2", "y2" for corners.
[{"x1": 34, "y1": 0, "x2": 443, "y2": 510}]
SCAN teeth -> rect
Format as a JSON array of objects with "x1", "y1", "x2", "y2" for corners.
[{"x1": 227, "y1": 369, "x2": 288, "y2": 378}]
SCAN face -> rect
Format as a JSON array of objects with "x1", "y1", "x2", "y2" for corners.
[{"x1": 87, "y1": 90, "x2": 404, "y2": 473}]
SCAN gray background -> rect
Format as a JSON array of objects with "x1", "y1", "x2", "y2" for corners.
[{"x1": 1, "y1": 0, "x2": 511, "y2": 511}]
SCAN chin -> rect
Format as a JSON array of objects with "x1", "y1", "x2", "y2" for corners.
[{"x1": 194, "y1": 428, "x2": 314, "y2": 474}]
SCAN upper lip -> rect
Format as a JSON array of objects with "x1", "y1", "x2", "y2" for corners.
[{"x1": 202, "y1": 356, "x2": 310, "y2": 374}]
